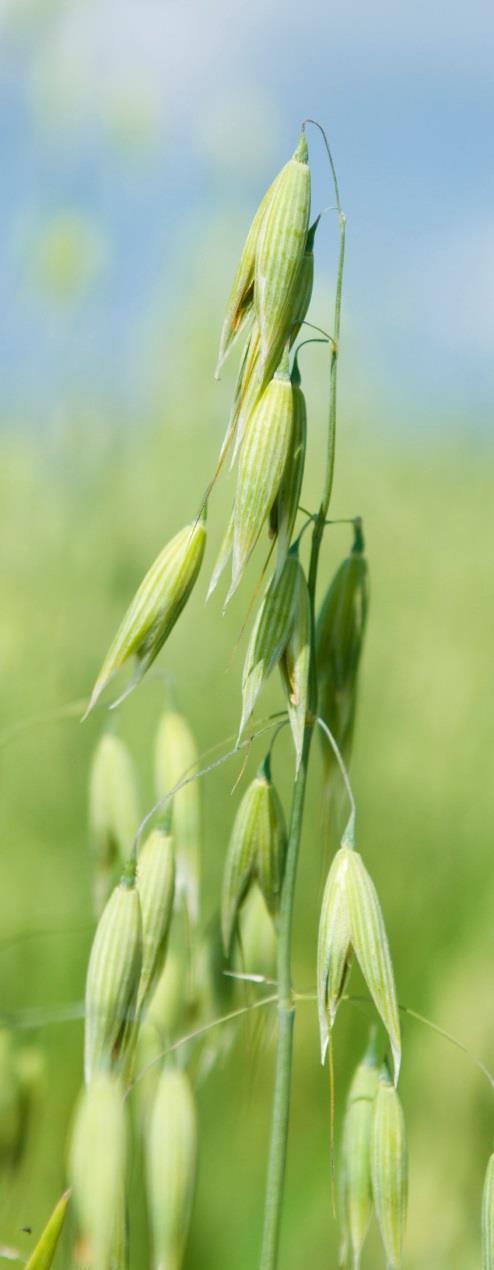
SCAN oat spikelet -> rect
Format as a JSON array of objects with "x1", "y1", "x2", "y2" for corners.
[
  {"x1": 228, "y1": 355, "x2": 294, "y2": 600},
  {"x1": 316, "y1": 530, "x2": 368, "y2": 809},
  {"x1": 85, "y1": 515, "x2": 206, "y2": 717},
  {"x1": 255, "y1": 132, "x2": 311, "y2": 383},
  {"x1": 84, "y1": 863, "x2": 142, "y2": 1084},
  {"x1": 371, "y1": 1071, "x2": 408, "y2": 1269},
  {"x1": 317, "y1": 847, "x2": 353, "y2": 1059},
  {"x1": 221, "y1": 754, "x2": 287, "y2": 955},
  {"x1": 136, "y1": 827, "x2": 175, "y2": 1018},
  {"x1": 238, "y1": 550, "x2": 300, "y2": 739},
  {"x1": 318, "y1": 846, "x2": 401, "y2": 1083},
  {"x1": 146, "y1": 1068, "x2": 197, "y2": 1270},
  {"x1": 338, "y1": 1035, "x2": 379, "y2": 1270},
  {"x1": 225, "y1": 215, "x2": 317, "y2": 476},
  {"x1": 69, "y1": 1074, "x2": 127, "y2": 1270},
  {"x1": 270, "y1": 363, "x2": 307, "y2": 577},
  {"x1": 215, "y1": 168, "x2": 283, "y2": 376}
]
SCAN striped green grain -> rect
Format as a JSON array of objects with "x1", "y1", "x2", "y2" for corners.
[
  {"x1": 136, "y1": 828, "x2": 175, "y2": 1018},
  {"x1": 371, "y1": 1073, "x2": 408, "y2": 1269},
  {"x1": 339, "y1": 1038, "x2": 379, "y2": 1270},
  {"x1": 255, "y1": 133, "x2": 311, "y2": 382},
  {"x1": 318, "y1": 846, "x2": 401, "y2": 1082},
  {"x1": 221, "y1": 757, "x2": 286, "y2": 955},
  {"x1": 215, "y1": 168, "x2": 283, "y2": 376},
  {"x1": 146, "y1": 1067, "x2": 197, "y2": 1270},
  {"x1": 221, "y1": 772, "x2": 263, "y2": 955},
  {"x1": 84, "y1": 868, "x2": 142, "y2": 1084},
  {"x1": 226, "y1": 218, "x2": 316, "y2": 476},
  {"x1": 229, "y1": 364, "x2": 294, "y2": 598},
  {"x1": 69, "y1": 1074, "x2": 127, "y2": 1270},
  {"x1": 85, "y1": 516, "x2": 206, "y2": 716},
  {"x1": 317, "y1": 848, "x2": 353, "y2": 1061},
  {"x1": 344, "y1": 850, "x2": 401, "y2": 1084}
]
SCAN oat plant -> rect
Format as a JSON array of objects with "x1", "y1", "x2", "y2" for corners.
[{"x1": 58, "y1": 118, "x2": 493, "y2": 1270}]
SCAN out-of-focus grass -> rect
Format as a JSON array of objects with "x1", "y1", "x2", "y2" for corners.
[{"x1": 0, "y1": 344, "x2": 492, "y2": 1266}]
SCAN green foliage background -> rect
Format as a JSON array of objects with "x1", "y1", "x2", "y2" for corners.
[{"x1": 0, "y1": 315, "x2": 492, "y2": 1266}]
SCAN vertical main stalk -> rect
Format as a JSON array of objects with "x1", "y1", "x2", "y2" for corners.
[{"x1": 259, "y1": 197, "x2": 346, "y2": 1269}]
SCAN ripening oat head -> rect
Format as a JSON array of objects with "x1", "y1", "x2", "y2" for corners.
[
  {"x1": 146, "y1": 1067, "x2": 197, "y2": 1270},
  {"x1": 371, "y1": 1072, "x2": 408, "y2": 1269},
  {"x1": 136, "y1": 827, "x2": 175, "y2": 1018},
  {"x1": 69, "y1": 1074, "x2": 127, "y2": 1270},
  {"x1": 25, "y1": 1189, "x2": 71, "y2": 1270},
  {"x1": 317, "y1": 846, "x2": 401, "y2": 1081},
  {"x1": 238, "y1": 550, "x2": 300, "y2": 739},
  {"x1": 215, "y1": 165, "x2": 283, "y2": 377},
  {"x1": 339, "y1": 1036, "x2": 379, "y2": 1270},
  {"x1": 316, "y1": 540, "x2": 368, "y2": 793},
  {"x1": 155, "y1": 707, "x2": 201, "y2": 923},
  {"x1": 84, "y1": 516, "x2": 206, "y2": 717},
  {"x1": 89, "y1": 731, "x2": 140, "y2": 916},
  {"x1": 280, "y1": 559, "x2": 311, "y2": 773},
  {"x1": 84, "y1": 866, "x2": 143, "y2": 1084},
  {"x1": 229, "y1": 359, "x2": 294, "y2": 598},
  {"x1": 255, "y1": 132, "x2": 311, "y2": 382},
  {"x1": 483, "y1": 1153, "x2": 494, "y2": 1270}
]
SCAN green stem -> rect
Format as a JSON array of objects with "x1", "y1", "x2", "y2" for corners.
[
  {"x1": 259, "y1": 152, "x2": 346, "y2": 1269},
  {"x1": 259, "y1": 728, "x2": 313, "y2": 1269}
]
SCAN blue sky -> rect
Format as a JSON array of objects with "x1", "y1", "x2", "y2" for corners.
[{"x1": 0, "y1": 0, "x2": 493, "y2": 428}]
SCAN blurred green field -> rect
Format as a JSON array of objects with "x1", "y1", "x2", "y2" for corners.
[{"x1": 0, "y1": 330, "x2": 492, "y2": 1268}]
